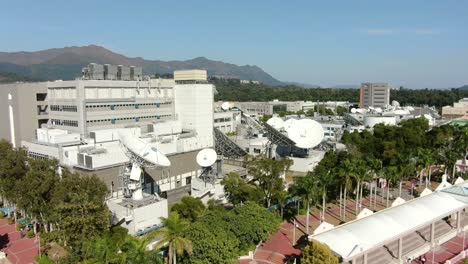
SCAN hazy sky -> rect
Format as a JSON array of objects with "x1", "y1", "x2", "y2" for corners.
[{"x1": 1, "y1": 0, "x2": 467, "y2": 88}]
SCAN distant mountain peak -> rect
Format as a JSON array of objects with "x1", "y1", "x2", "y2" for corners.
[{"x1": 0, "y1": 45, "x2": 283, "y2": 85}]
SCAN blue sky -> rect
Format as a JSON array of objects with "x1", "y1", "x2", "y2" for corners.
[{"x1": 1, "y1": 0, "x2": 467, "y2": 88}]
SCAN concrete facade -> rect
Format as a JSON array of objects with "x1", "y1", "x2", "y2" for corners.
[
  {"x1": 360, "y1": 83, "x2": 390, "y2": 108},
  {"x1": 47, "y1": 79, "x2": 175, "y2": 136},
  {"x1": 442, "y1": 98, "x2": 468, "y2": 119},
  {"x1": 0, "y1": 82, "x2": 49, "y2": 147}
]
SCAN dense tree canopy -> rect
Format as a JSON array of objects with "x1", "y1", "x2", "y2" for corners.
[
  {"x1": 180, "y1": 202, "x2": 280, "y2": 263},
  {"x1": 301, "y1": 240, "x2": 339, "y2": 264},
  {"x1": 170, "y1": 196, "x2": 206, "y2": 223},
  {"x1": 213, "y1": 78, "x2": 468, "y2": 108}
]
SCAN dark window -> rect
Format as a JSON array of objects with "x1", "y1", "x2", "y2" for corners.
[{"x1": 36, "y1": 93, "x2": 47, "y2": 101}]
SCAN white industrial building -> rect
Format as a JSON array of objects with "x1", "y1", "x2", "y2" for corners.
[
  {"x1": 8, "y1": 67, "x2": 219, "y2": 235},
  {"x1": 21, "y1": 69, "x2": 213, "y2": 195}
]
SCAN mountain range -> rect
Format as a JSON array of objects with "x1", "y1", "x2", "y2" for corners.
[{"x1": 0, "y1": 45, "x2": 283, "y2": 85}]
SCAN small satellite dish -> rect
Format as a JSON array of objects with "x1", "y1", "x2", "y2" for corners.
[
  {"x1": 266, "y1": 117, "x2": 285, "y2": 130},
  {"x1": 196, "y1": 148, "x2": 217, "y2": 167},
  {"x1": 374, "y1": 107, "x2": 383, "y2": 114},
  {"x1": 351, "y1": 108, "x2": 357, "y2": 114},
  {"x1": 368, "y1": 106, "x2": 375, "y2": 110},
  {"x1": 287, "y1": 119, "x2": 324, "y2": 149},
  {"x1": 221, "y1": 102, "x2": 230, "y2": 111},
  {"x1": 391, "y1": 100, "x2": 400, "y2": 107}
]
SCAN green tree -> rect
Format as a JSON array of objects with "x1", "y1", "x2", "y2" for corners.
[
  {"x1": 181, "y1": 220, "x2": 239, "y2": 264},
  {"x1": 17, "y1": 159, "x2": 59, "y2": 234},
  {"x1": 221, "y1": 172, "x2": 262, "y2": 205},
  {"x1": 149, "y1": 212, "x2": 192, "y2": 264},
  {"x1": 171, "y1": 196, "x2": 206, "y2": 223},
  {"x1": 226, "y1": 202, "x2": 281, "y2": 252},
  {"x1": 48, "y1": 171, "x2": 109, "y2": 251},
  {"x1": 290, "y1": 176, "x2": 320, "y2": 234},
  {"x1": 247, "y1": 156, "x2": 292, "y2": 207},
  {"x1": 0, "y1": 140, "x2": 28, "y2": 213},
  {"x1": 301, "y1": 240, "x2": 338, "y2": 264}
]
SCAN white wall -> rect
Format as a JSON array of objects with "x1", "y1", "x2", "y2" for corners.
[{"x1": 174, "y1": 83, "x2": 214, "y2": 148}]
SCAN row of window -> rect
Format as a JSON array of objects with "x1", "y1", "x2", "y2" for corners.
[
  {"x1": 214, "y1": 117, "x2": 232, "y2": 123},
  {"x1": 28, "y1": 151, "x2": 49, "y2": 160},
  {"x1": 50, "y1": 105, "x2": 78, "y2": 112},
  {"x1": 86, "y1": 114, "x2": 172, "y2": 124},
  {"x1": 51, "y1": 119, "x2": 79, "y2": 127},
  {"x1": 85, "y1": 102, "x2": 172, "y2": 110}
]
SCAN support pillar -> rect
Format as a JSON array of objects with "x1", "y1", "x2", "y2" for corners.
[
  {"x1": 363, "y1": 253, "x2": 368, "y2": 264},
  {"x1": 431, "y1": 222, "x2": 435, "y2": 246},
  {"x1": 351, "y1": 258, "x2": 356, "y2": 264},
  {"x1": 398, "y1": 237, "x2": 403, "y2": 263},
  {"x1": 457, "y1": 210, "x2": 462, "y2": 232}
]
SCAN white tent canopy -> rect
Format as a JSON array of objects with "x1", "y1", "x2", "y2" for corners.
[
  {"x1": 357, "y1": 208, "x2": 374, "y2": 219},
  {"x1": 310, "y1": 182, "x2": 468, "y2": 261}
]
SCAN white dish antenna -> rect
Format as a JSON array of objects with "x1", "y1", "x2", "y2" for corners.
[
  {"x1": 287, "y1": 119, "x2": 324, "y2": 149},
  {"x1": 351, "y1": 108, "x2": 357, "y2": 114},
  {"x1": 196, "y1": 148, "x2": 217, "y2": 167},
  {"x1": 266, "y1": 117, "x2": 285, "y2": 130},
  {"x1": 391, "y1": 100, "x2": 400, "y2": 107},
  {"x1": 284, "y1": 118, "x2": 297, "y2": 132},
  {"x1": 221, "y1": 102, "x2": 230, "y2": 111},
  {"x1": 119, "y1": 131, "x2": 171, "y2": 167},
  {"x1": 374, "y1": 107, "x2": 383, "y2": 114}
]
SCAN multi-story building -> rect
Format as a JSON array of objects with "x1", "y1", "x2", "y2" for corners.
[
  {"x1": 46, "y1": 78, "x2": 175, "y2": 137},
  {"x1": 360, "y1": 82, "x2": 390, "y2": 108},
  {"x1": 0, "y1": 67, "x2": 215, "y2": 206},
  {"x1": 214, "y1": 111, "x2": 239, "y2": 133},
  {"x1": 0, "y1": 82, "x2": 49, "y2": 147},
  {"x1": 442, "y1": 98, "x2": 468, "y2": 119}
]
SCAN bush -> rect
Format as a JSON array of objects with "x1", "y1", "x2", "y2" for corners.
[
  {"x1": 16, "y1": 222, "x2": 25, "y2": 231},
  {"x1": 0, "y1": 213, "x2": 4, "y2": 219},
  {"x1": 8, "y1": 218, "x2": 14, "y2": 225},
  {"x1": 27, "y1": 230, "x2": 35, "y2": 238}
]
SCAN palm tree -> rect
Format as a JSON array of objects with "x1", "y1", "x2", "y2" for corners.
[
  {"x1": 340, "y1": 159, "x2": 356, "y2": 221},
  {"x1": 416, "y1": 148, "x2": 434, "y2": 186},
  {"x1": 316, "y1": 169, "x2": 334, "y2": 223},
  {"x1": 367, "y1": 158, "x2": 382, "y2": 210},
  {"x1": 290, "y1": 176, "x2": 320, "y2": 235},
  {"x1": 382, "y1": 166, "x2": 398, "y2": 207},
  {"x1": 351, "y1": 158, "x2": 368, "y2": 215},
  {"x1": 148, "y1": 212, "x2": 192, "y2": 264}
]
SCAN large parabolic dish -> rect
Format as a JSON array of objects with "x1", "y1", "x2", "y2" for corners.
[
  {"x1": 119, "y1": 132, "x2": 171, "y2": 167},
  {"x1": 266, "y1": 117, "x2": 285, "y2": 130},
  {"x1": 287, "y1": 119, "x2": 324, "y2": 149},
  {"x1": 284, "y1": 118, "x2": 297, "y2": 131},
  {"x1": 196, "y1": 148, "x2": 217, "y2": 167}
]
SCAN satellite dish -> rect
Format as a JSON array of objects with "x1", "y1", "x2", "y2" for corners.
[
  {"x1": 391, "y1": 100, "x2": 400, "y2": 107},
  {"x1": 119, "y1": 131, "x2": 171, "y2": 167},
  {"x1": 351, "y1": 108, "x2": 357, "y2": 114},
  {"x1": 374, "y1": 107, "x2": 383, "y2": 114},
  {"x1": 287, "y1": 119, "x2": 324, "y2": 149},
  {"x1": 284, "y1": 118, "x2": 297, "y2": 132},
  {"x1": 266, "y1": 117, "x2": 285, "y2": 130},
  {"x1": 196, "y1": 148, "x2": 217, "y2": 167},
  {"x1": 221, "y1": 102, "x2": 230, "y2": 111}
]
